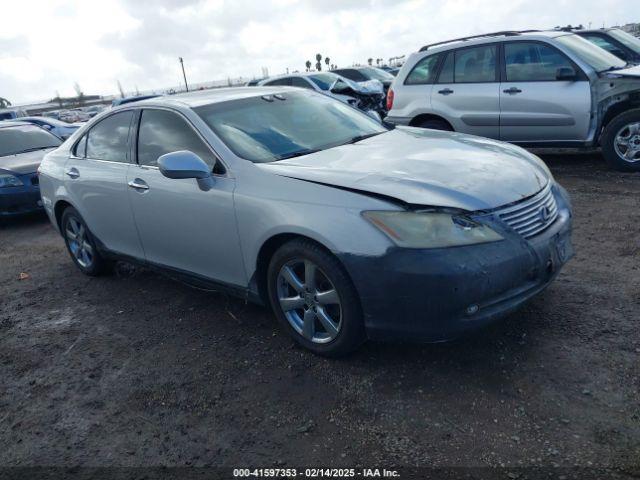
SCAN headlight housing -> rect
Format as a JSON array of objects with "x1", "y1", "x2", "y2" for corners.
[
  {"x1": 363, "y1": 211, "x2": 503, "y2": 249},
  {"x1": 0, "y1": 174, "x2": 23, "y2": 188}
]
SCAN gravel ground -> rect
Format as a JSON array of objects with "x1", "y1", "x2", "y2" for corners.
[{"x1": 0, "y1": 152, "x2": 638, "y2": 477}]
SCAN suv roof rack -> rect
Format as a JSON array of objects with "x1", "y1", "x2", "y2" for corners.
[{"x1": 418, "y1": 30, "x2": 541, "y2": 52}]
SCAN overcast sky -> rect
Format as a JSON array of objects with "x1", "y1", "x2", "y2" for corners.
[{"x1": 1, "y1": 0, "x2": 636, "y2": 104}]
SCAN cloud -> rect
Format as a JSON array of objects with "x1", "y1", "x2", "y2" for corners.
[{"x1": 1, "y1": 0, "x2": 637, "y2": 104}]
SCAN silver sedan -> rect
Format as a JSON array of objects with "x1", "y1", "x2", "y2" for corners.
[{"x1": 38, "y1": 87, "x2": 573, "y2": 356}]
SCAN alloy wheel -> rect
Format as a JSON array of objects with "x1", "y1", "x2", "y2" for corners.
[
  {"x1": 614, "y1": 122, "x2": 640, "y2": 163},
  {"x1": 276, "y1": 259, "x2": 342, "y2": 344},
  {"x1": 65, "y1": 217, "x2": 94, "y2": 268}
]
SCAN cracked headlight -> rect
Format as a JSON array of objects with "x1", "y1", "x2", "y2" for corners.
[
  {"x1": 0, "y1": 174, "x2": 23, "y2": 188},
  {"x1": 363, "y1": 211, "x2": 503, "y2": 249}
]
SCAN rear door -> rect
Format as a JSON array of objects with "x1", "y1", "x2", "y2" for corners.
[
  {"x1": 499, "y1": 40, "x2": 591, "y2": 143},
  {"x1": 127, "y1": 108, "x2": 245, "y2": 286},
  {"x1": 64, "y1": 110, "x2": 144, "y2": 259},
  {"x1": 431, "y1": 44, "x2": 501, "y2": 138}
]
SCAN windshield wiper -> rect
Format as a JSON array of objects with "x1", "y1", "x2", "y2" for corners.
[
  {"x1": 276, "y1": 148, "x2": 322, "y2": 160},
  {"x1": 341, "y1": 131, "x2": 385, "y2": 145},
  {"x1": 20, "y1": 146, "x2": 57, "y2": 153}
]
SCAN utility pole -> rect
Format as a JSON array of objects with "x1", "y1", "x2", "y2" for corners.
[{"x1": 179, "y1": 57, "x2": 189, "y2": 92}]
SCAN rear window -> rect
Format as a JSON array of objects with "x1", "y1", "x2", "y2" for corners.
[{"x1": 0, "y1": 125, "x2": 62, "y2": 157}]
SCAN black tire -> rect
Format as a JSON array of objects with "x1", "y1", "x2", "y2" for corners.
[
  {"x1": 601, "y1": 108, "x2": 640, "y2": 172},
  {"x1": 267, "y1": 238, "x2": 365, "y2": 357},
  {"x1": 60, "y1": 206, "x2": 110, "y2": 276},
  {"x1": 413, "y1": 118, "x2": 453, "y2": 131}
]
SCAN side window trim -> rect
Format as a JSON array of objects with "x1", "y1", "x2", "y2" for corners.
[
  {"x1": 500, "y1": 40, "x2": 588, "y2": 83},
  {"x1": 134, "y1": 106, "x2": 227, "y2": 176}
]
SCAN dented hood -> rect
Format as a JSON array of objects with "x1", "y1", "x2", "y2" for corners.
[
  {"x1": 258, "y1": 127, "x2": 550, "y2": 211},
  {"x1": 606, "y1": 64, "x2": 640, "y2": 78}
]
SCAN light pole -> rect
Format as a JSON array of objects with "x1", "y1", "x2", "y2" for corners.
[{"x1": 179, "y1": 57, "x2": 189, "y2": 92}]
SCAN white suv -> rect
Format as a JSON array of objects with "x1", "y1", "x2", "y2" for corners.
[{"x1": 385, "y1": 30, "x2": 640, "y2": 171}]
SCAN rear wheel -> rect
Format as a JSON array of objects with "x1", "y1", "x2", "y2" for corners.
[
  {"x1": 61, "y1": 207, "x2": 109, "y2": 276},
  {"x1": 267, "y1": 239, "x2": 365, "y2": 357},
  {"x1": 413, "y1": 117, "x2": 453, "y2": 131},
  {"x1": 601, "y1": 109, "x2": 640, "y2": 172}
]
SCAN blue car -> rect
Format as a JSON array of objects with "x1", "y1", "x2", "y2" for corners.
[
  {"x1": 0, "y1": 121, "x2": 62, "y2": 216},
  {"x1": 16, "y1": 116, "x2": 81, "y2": 140}
]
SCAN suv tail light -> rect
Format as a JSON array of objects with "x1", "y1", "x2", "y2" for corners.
[{"x1": 386, "y1": 89, "x2": 394, "y2": 111}]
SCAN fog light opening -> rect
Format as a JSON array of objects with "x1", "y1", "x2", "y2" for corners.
[{"x1": 466, "y1": 304, "x2": 479, "y2": 316}]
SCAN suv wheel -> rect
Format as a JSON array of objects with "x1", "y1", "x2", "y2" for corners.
[
  {"x1": 601, "y1": 109, "x2": 640, "y2": 171},
  {"x1": 61, "y1": 207, "x2": 110, "y2": 276},
  {"x1": 267, "y1": 239, "x2": 365, "y2": 357}
]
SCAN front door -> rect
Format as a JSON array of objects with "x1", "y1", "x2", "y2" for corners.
[
  {"x1": 127, "y1": 108, "x2": 246, "y2": 287},
  {"x1": 430, "y1": 44, "x2": 501, "y2": 139},
  {"x1": 499, "y1": 41, "x2": 592, "y2": 143}
]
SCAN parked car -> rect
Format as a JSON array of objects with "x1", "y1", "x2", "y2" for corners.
[
  {"x1": 112, "y1": 95, "x2": 161, "y2": 107},
  {"x1": 385, "y1": 30, "x2": 640, "y2": 171},
  {"x1": 331, "y1": 66, "x2": 396, "y2": 91},
  {"x1": 83, "y1": 105, "x2": 107, "y2": 118},
  {"x1": 245, "y1": 78, "x2": 266, "y2": 86},
  {"x1": 0, "y1": 121, "x2": 62, "y2": 216},
  {"x1": 258, "y1": 72, "x2": 386, "y2": 117},
  {"x1": 57, "y1": 110, "x2": 80, "y2": 123},
  {"x1": 16, "y1": 116, "x2": 82, "y2": 140},
  {"x1": 575, "y1": 28, "x2": 640, "y2": 64},
  {"x1": 39, "y1": 88, "x2": 572, "y2": 356},
  {"x1": 0, "y1": 108, "x2": 29, "y2": 121}
]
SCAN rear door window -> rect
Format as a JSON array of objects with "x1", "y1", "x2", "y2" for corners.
[
  {"x1": 454, "y1": 45, "x2": 497, "y2": 83},
  {"x1": 86, "y1": 111, "x2": 134, "y2": 162},
  {"x1": 290, "y1": 77, "x2": 314, "y2": 89},
  {"x1": 436, "y1": 52, "x2": 454, "y2": 83}
]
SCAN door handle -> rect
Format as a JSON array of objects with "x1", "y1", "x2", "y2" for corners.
[
  {"x1": 437, "y1": 88, "x2": 454, "y2": 95},
  {"x1": 503, "y1": 87, "x2": 522, "y2": 94},
  {"x1": 128, "y1": 179, "x2": 149, "y2": 191},
  {"x1": 65, "y1": 167, "x2": 80, "y2": 179}
]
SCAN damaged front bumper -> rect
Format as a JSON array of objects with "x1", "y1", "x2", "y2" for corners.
[{"x1": 338, "y1": 184, "x2": 574, "y2": 342}]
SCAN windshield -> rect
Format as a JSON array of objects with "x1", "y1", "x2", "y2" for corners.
[
  {"x1": 608, "y1": 29, "x2": 640, "y2": 53},
  {"x1": 0, "y1": 125, "x2": 62, "y2": 157},
  {"x1": 360, "y1": 67, "x2": 395, "y2": 82},
  {"x1": 195, "y1": 91, "x2": 386, "y2": 163},
  {"x1": 556, "y1": 34, "x2": 627, "y2": 71}
]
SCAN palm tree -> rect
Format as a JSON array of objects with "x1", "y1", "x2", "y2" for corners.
[
  {"x1": 315, "y1": 53, "x2": 323, "y2": 71},
  {"x1": 0, "y1": 97, "x2": 11, "y2": 109},
  {"x1": 305, "y1": 60, "x2": 312, "y2": 72},
  {"x1": 367, "y1": 58, "x2": 373, "y2": 66},
  {"x1": 324, "y1": 57, "x2": 330, "y2": 69}
]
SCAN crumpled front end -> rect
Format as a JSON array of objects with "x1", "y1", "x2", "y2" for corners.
[{"x1": 338, "y1": 183, "x2": 573, "y2": 342}]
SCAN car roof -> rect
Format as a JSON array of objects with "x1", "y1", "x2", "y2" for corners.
[
  {"x1": 125, "y1": 86, "x2": 305, "y2": 109},
  {"x1": 417, "y1": 30, "x2": 567, "y2": 54}
]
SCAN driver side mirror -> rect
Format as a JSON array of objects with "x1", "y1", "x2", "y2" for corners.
[
  {"x1": 556, "y1": 66, "x2": 577, "y2": 81},
  {"x1": 158, "y1": 150, "x2": 214, "y2": 191}
]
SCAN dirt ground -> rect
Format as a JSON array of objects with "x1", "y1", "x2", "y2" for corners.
[{"x1": 0, "y1": 152, "x2": 638, "y2": 477}]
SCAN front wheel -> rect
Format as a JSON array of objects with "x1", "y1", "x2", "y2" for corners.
[
  {"x1": 267, "y1": 239, "x2": 365, "y2": 357},
  {"x1": 601, "y1": 109, "x2": 640, "y2": 171}
]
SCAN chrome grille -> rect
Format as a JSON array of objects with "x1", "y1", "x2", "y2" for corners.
[{"x1": 496, "y1": 183, "x2": 558, "y2": 238}]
